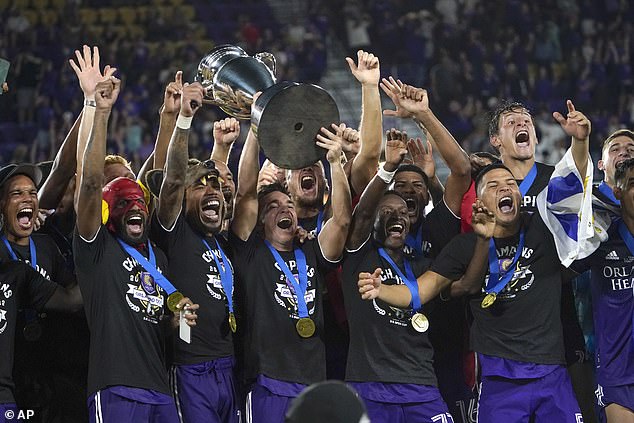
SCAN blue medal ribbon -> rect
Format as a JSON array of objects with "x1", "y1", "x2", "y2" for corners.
[
  {"x1": 316, "y1": 210, "x2": 324, "y2": 234},
  {"x1": 377, "y1": 248, "x2": 421, "y2": 311},
  {"x1": 3, "y1": 236, "x2": 39, "y2": 332},
  {"x1": 485, "y1": 229, "x2": 525, "y2": 295},
  {"x1": 2, "y1": 236, "x2": 37, "y2": 269},
  {"x1": 117, "y1": 239, "x2": 177, "y2": 295},
  {"x1": 598, "y1": 181, "x2": 620, "y2": 206},
  {"x1": 518, "y1": 163, "x2": 538, "y2": 197},
  {"x1": 201, "y1": 238, "x2": 234, "y2": 314},
  {"x1": 264, "y1": 241, "x2": 310, "y2": 318},
  {"x1": 404, "y1": 223, "x2": 424, "y2": 257},
  {"x1": 616, "y1": 221, "x2": 634, "y2": 345}
]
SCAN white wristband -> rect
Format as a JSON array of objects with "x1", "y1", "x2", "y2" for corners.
[
  {"x1": 176, "y1": 114, "x2": 193, "y2": 130},
  {"x1": 377, "y1": 164, "x2": 396, "y2": 184}
]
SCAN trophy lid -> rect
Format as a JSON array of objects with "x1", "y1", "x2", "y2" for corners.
[{"x1": 252, "y1": 82, "x2": 340, "y2": 170}]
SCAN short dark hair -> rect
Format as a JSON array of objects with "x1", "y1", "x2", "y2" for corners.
[
  {"x1": 393, "y1": 164, "x2": 429, "y2": 188},
  {"x1": 614, "y1": 158, "x2": 634, "y2": 186},
  {"x1": 474, "y1": 162, "x2": 514, "y2": 194},
  {"x1": 257, "y1": 182, "x2": 290, "y2": 203},
  {"x1": 382, "y1": 189, "x2": 408, "y2": 203},
  {"x1": 602, "y1": 129, "x2": 634, "y2": 151},
  {"x1": 488, "y1": 100, "x2": 532, "y2": 139}
]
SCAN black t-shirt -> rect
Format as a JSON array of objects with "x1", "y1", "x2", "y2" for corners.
[
  {"x1": 404, "y1": 199, "x2": 460, "y2": 260},
  {"x1": 150, "y1": 212, "x2": 234, "y2": 365},
  {"x1": 0, "y1": 233, "x2": 74, "y2": 286},
  {"x1": 73, "y1": 227, "x2": 171, "y2": 396},
  {"x1": 0, "y1": 261, "x2": 57, "y2": 404},
  {"x1": 229, "y1": 230, "x2": 337, "y2": 385},
  {"x1": 298, "y1": 213, "x2": 321, "y2": 236},
  {"x1": 431, "y1": 212, "x2": 565, "y2": 365},
  {"x1": 342, "y1": 238, "x2": 436, "y2": 386},
  {"x1": 518, "y1": 162, "x2": 554, "y2": 213}
]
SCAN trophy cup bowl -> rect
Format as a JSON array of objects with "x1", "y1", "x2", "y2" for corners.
[{"x1": 196, "y1": 45, "x2": 339, "y2": 170}]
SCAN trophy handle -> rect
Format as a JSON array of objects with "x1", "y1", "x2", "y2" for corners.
[{"x1": 255, "y1": 52, "x2": 276, "y2": 76}]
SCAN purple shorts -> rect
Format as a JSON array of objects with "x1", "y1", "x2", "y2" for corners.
[
  {"x1": 596, "y1": 383, "x2": 634, "y2": 421},
  {"x1": 170, "y1": 358, "x2": 239, "y2": 423},
  {"x1": 352, "y1": 383, "x2": 454, "y2": 423},
  {"x1": 87, "y1": 386, "x2": 178, "y2": 423},
  {"x1": 477, "y1": 366, "x2": 582, "y2": 422},
  {"x1": 245, "y1": 376, "x2": 306, "y2": 423}
]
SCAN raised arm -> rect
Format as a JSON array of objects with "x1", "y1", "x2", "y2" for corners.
[
  {"x1": 345, "y1": 50, "x2": 382, "y2": 195},
  {"x1": 38, "y1": 111, "x2": 81, "y2": 209},
  {"x1": 347, "y1": 129, "x2": 408, "y2": 250},
  {"x1": 210, "y1": 117, "x2": 240, "y2": 164},
  {"x1": 358, "y1": 268, "x2": 452, "y2": 308},
  {"x1": 407, "y1": 132, "x2": 445, "y2": 203},
  {"x1": 450, "y1": 199, "x2": 495, "y2": 296},
  {"x1": 231, "y1": 94, "x2": 262, "y2": 241},
  {"x1": 552, "y1": 99, "x2": 591, "y2": 176},
  {"x1": 68, "y1": 45, "x2": 116, "y2": 211},
  {"x1": 156, "y1": 82, "x2": 204, "y2": 229},
  {"x1": 315, "y1": 126, "x2": 352, "y2": 260},
  {"x1": 151, "y1": 71, "x2": 183, "y2": 173},
  {"x1": 398, "y1": 83, "x2": 471, "y2": 214},
  {"x1": 75, "y1": 77, "x2": 120, "y2": 240}
]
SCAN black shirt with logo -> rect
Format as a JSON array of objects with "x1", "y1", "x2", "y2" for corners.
[
  {"x1": 151, "y1": 212, "x2": 234, "y2": 365},
  {"x1": 0, "y1": 261, "x2": 57, "y2": 404},
  {"x1": 73, "y1": 227, "x2": 171, "y2": 396},
  {"x1": 229, "y1": 231, "x2": 338, "y2": 385},
  {"x1": 342, "y1": 238, "x2": 436, "y2": 386},
  {"x1": 431, "y1": 212, "x2": 565, "y2": 365}
]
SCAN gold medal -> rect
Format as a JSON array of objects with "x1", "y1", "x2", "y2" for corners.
[
  {"x1": 296, "y1": 317, "x2": 316, "y2": 338},
  {"x1": 167, "y1": 291, "x2": 184, "y2": 312},
  {"x1": 411, "y1": 312, "x2": 429, "y2": 333},
  {"x1": 481, "y1": 293, "x2": 497, "y2": 309},
  {"x1": 228, "y1": 312, "x2": 237, "y2": 333}
]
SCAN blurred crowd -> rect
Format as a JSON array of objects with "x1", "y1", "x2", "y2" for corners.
[{"x1": 1, "y1": 0, "x2": 633, "y2": 175}]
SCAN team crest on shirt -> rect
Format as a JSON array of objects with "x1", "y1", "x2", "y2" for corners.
[
  {"x1": 372, "y1": 267, "x2": 412, "y2": 327},
  {"x1": 0, "y1": 282, "x2": 13, "y2": 335},
  {"x1": 483, "y1": 246, "x2": 535, "y2": 300},
  {"x1": 273, "y1": 260, "x2": 317, "y2": 319},
  {"x1": 123, "y1": 259, "x2": 165, "y2": 324},
  {"x1": 202, "y1": 248, "x2": 233, "y2": 301}
]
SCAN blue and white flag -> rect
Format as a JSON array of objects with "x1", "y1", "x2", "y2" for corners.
[{"x1": 536, "y1": 148, "x2": 595, "y2": 267}]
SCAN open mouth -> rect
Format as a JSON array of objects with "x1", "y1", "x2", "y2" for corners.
[
  {"x1": 515, "y1": 130, "x2": 529, "y2": 146},
  {"x1": 126, "y1": 215, "x2": 144, "y2": 235},
  {"x1": 498, "y1": 196, "x2": 514, "y2": 214},
  {"x1": 202, "y1": 199, "x2": 221, "y2": 222},
  {"x1": 386, "y1": 219, "x2": 406, "y2": 236},
  {"x1": 300, "y1": 175, "x2": 315, "y2": 190},
  {"x1": 16, "y1": 207, "x2": 33, "y2": 230},
  {"x1": 277, "y1": 217, "x2": 292, "y2": 229},
  {"x1": 405, "y1": 198, "x2": 417, "y2": 214}
]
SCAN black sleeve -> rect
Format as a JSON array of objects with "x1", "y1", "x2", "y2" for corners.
[
  {"x1": 310, "y1": 238, "x2": 341, "y2": 271},
  {"x1": 149, "y1": 210, "x2": 185, "y2": 253},
  {"x1": 426, "y1": 199, "x2": 461, "y2": 258},
  {"x1": 18, "y1": 263, "x2": 58, "y2": 311},
  {"x1": 48, "y1": 237, "x2": 75, "y2": 288},
  {"x1": 228, "y1": 228, "x2": 259, "y2": 264},
  {"x1": 429, "y1": 232, "x2": 475, "y2": 280}
]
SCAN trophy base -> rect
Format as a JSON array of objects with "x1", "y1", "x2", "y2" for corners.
[{"x1": 252, "y1": 82, "x2": 340, "y2": 170}]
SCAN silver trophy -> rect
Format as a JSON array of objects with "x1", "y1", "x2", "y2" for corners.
[{"x1": 196, "y1": 45, "x2": 339, "y2": 169}]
